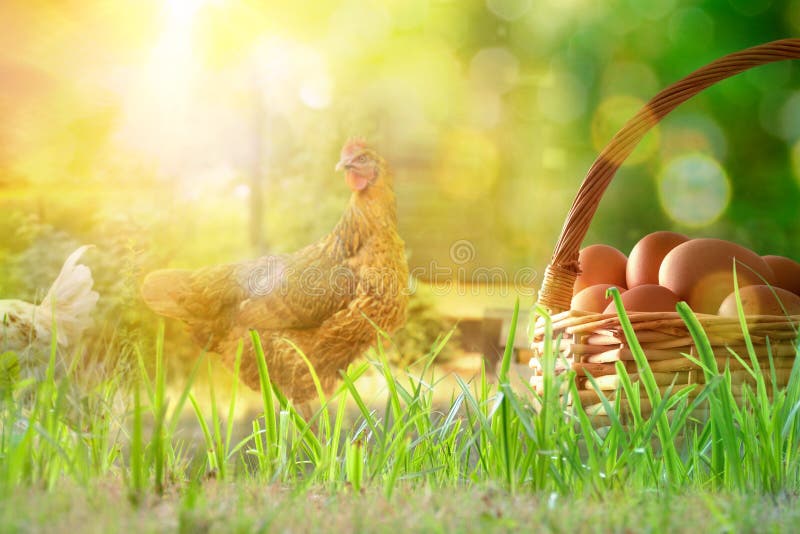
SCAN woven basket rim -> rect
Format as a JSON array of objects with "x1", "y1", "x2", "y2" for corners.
[{"x1": 534, "y1": 309, "x2": 800, "y2": 335}]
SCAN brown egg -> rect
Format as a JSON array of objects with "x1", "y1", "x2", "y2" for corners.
[
  {"x1": 718, "y1": 285, "x2": 800, "y2": 316},
  {"x1": 626, "y1": 231, "x2": 689, "y2": 288},
  {"x1": 571, "y1": 284, "x2": 625, "y2": 313},
  {"x1": 573, "y1": 244, "x2": 628, "y2": 295},
  {"x1": 659, "y1": 239, "x2": 776, "y2": 314},
  {"x1": 763, "y1": 255, "x2": 800, "y2": 295},
  {"x1": 602, "y1": 284, "x2": 680, "y2": 314}
]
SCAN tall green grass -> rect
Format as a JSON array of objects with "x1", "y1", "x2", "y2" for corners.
[{"x1": 1, "y1": 295, "x2": 799, "y2": 502}]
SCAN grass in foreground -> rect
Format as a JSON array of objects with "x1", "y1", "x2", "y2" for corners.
[{"x1": 0, "y1": 291, "x2": 799, "y2": 531}]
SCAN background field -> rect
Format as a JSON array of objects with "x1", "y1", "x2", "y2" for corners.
[
  {"x1": 2, "y1": 1, "x2": 800, "y2": 531},
  {"x1": 2, "y1": 0, "x2": 800, "y2": 296}
]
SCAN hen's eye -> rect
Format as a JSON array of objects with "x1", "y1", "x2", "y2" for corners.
[{"x1": 357, "y1": 155, "x2": 367, "y2": 163}]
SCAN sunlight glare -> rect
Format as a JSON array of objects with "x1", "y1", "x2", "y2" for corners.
[{"x1": 165, "y1": 0, "x2": 221, "y2": 25}]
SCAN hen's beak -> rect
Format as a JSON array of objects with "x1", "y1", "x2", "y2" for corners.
[{"x1": 335, "y1": 158, "x2": 349, "y2": 172}]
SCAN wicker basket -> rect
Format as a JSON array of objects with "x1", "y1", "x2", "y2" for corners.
[{"x1": 531, "y1": 39, "x2": 800, "y2": 417}]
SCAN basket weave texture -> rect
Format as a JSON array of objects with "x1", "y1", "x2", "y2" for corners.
[{"x1": 531, "y1": 39, "x2": 800, "y2": 413}]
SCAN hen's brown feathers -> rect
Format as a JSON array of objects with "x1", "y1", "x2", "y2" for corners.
[{"x1": 141, "y1": 143, "x2": 408, "y2": 402}]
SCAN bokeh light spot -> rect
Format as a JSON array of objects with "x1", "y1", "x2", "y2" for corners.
[
  {"x1": 600, "y1": 62, "x2": 659, "y2": 100},
  {"x1": 668, "y1": 7, "x2": 713, "y2": 47},
  {"x1": 388, "y1": 0, "x2": 429, "y2": 29},
  {"x1": 328, "y1": 1, "x2": 391, "y2": 56},
  {"x1": 661, "y1": 113, "x2": 727, "y2": 161},
  {"x1": 469, "y1": 47, "x2": 519, "y2": 95},
  {"x1": 486, "y1": 0, "x2": 532, "y2": 21},
  {"x1": 299, "y1": 74, "x2": 332, "y2": 109},
  {"x1": 658, "y1": 153, "x2": 730, "y2": 227},
  {"x1": 233, "y1": 183, "x2": 251, "y2": 199}
]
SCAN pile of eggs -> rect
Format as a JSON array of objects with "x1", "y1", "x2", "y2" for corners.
[{"x1": 571, "y1": 231, "x2": 800, "y2": 316}]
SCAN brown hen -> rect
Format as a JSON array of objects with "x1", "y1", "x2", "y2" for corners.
[{"x1": 141, "y1": 140, "x2": 408, "y2": 403}]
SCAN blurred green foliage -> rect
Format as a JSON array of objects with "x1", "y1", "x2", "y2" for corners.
[{"x1": 0, "y1": 0, "x2": 799, "y2": 359}]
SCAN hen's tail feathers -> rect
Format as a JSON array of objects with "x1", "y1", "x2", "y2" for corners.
[
  {"x1": 140, "y1": 269, "x2": 194, "y2": 321},
  {"x1": 40, "y1": 245, "x2": 100, "y2": 346}
]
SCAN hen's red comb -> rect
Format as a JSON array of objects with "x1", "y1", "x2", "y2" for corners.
[{"x1": 342, "y1": 137, "x2": 370, "y2": 156}]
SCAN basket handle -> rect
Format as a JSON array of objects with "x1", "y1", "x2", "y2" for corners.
[{"x1": 537, "y1": 38, "x2": 800, "y2": 314}]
